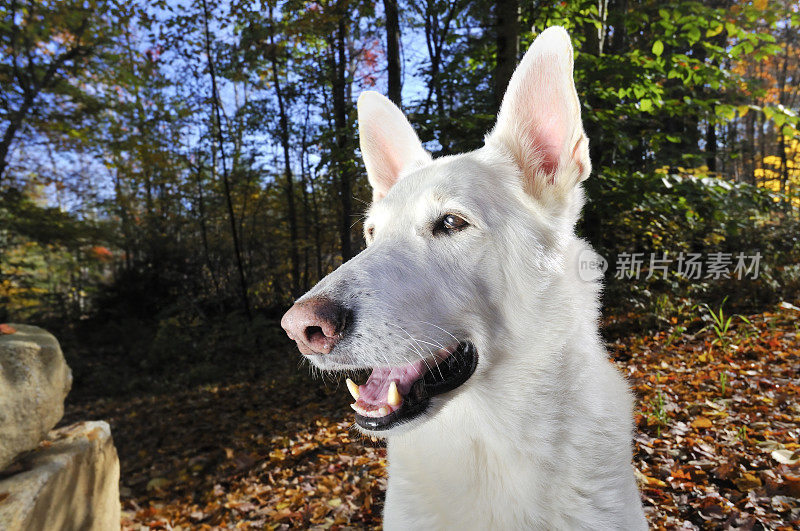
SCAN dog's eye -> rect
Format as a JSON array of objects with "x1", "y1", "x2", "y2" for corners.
[
  {"x1": 436, "y1": 214, "x2": 469, "y2": 234},
  {"x1": 366, "y1": 226, "x2": 375, "y2": 239}
]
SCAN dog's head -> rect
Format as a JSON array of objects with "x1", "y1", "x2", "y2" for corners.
[{"x1": 282, "y1": 27, "x2": 594, "y2": 436}]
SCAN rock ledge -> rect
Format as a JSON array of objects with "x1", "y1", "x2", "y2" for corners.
[
  {"x1": 0, "y1": 421, "x2": 121, "y2": 531},
  {"x1": 0, "y1": 324, "x2": 72, "y2": 470}
]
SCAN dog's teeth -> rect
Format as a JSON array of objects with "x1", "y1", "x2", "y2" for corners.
[
  {"x1": 379, "y1": 406, "x2": 389, "y2": 416},
  {"x1": 387, "y1": 381, "x2": 401, "y2": 406},
  {"x1": 346, "y1": 378, "x2": 360, "y2": 400}
]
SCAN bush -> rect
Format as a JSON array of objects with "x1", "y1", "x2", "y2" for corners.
[{"x1": 582, "y1": 170, "x2": 799, "y2": 323}]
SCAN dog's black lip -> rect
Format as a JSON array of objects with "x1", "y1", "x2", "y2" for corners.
[{"x1": 354, "y1": 342, "x2": 478, "y2": 431}]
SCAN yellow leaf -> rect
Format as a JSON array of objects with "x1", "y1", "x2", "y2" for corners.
[
  {"x1": 691, "y1": 417, "x2": 713, "y2": 429},
  {"x1": 706, "y1": 24, "x2": 724, "y2": 38},
  {"x1": 734, "y1": 472, "x2": 762, "y2": 491}
]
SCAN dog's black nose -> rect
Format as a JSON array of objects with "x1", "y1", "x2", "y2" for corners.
[{"x1": 281, "y1": 297, "x2": 348, "y2": 355}]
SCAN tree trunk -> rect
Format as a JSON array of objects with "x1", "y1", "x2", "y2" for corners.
[
  {"x1": 268, "y1": 5, "x2": 301, "y2": 297},
  {"x1": 418, "y1": 0, "x2": 463, "y2": 153},
  {"x1": 201, "y1": 0, "x2": 252, "y2": 318},
  {"x1": 745, "y1": 109, "x2": 755, "y2": 184},
  {"x1": 608, "y1": 0, "x2": 628, "y2": 54},
  {"x1": 0, "y1": 95, "x2": 34, "y2": 184},
  {"x1": 778, "y1": 133, "x2": 788, "y2": 204},
  {"x1": 112, "y1": 163, "x2": 134, "y2": 272},
  {"x1": 333, "y1": 4, "x2": 353, "y2": 261},
  {"x1": 300, "y1": 97, "x2": 323, "y2": 287},
  {"x1": 384, "y1": 0, "x2": 402, "y2": 107},
  {"x1": 494, "y1": 0, "x2": 519, "y2": 113},
  {"x1": 777, "y1": 28, "x2": 790, "y2": 209},
  {"x1": 758, "y1": 109, "x2": 766, "y2": 187},
  {"x1": 706, "y1": 121, "x2": 717, "y2": 173},
  {"x1": 191, "y1": 157, "x2": 220, "y2": 297},
  {"x1": 581, "y1": 0, "x2": 609, "y2": 56}
]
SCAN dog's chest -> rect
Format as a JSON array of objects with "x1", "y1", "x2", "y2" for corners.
[{"x1": 385, "y1": 435, "x2": 556, "y2": 529}]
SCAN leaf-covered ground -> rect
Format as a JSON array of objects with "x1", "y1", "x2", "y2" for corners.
[{"x1": 63, "y1": 306, "x2": 800, "y2": 530}]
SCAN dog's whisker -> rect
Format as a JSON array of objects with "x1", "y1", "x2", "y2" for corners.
[
  {"x1": 421, "y1": 320, "x2": 460, "y2": 344},
  {"x1": 389, "y1": 323, "x2": 437, "y2": 375},
  {"x1": 392, "y1": 324, "x2": 429, "y2": 359},
  {"x1": 350, "y1": 215, "x2": 367, "y2": 229},
  {"x1": 418, "y1": 333, "x2": 449, "y2": 379},
  {"x1": 351, "y1": 194, "x2": 369, "y2": 206},
  {"x1": 398, "y1": 331, "x2": 431, "y2": 371},
  {"x1": 417, "y1": 334, "x2": 447, "y2": 351},
  {"x1": 406, "y1": 333, "x2": 448, "y2": 378},
  {"x1": 421, "y1": 340, "x2": 446, "y2": 380}
]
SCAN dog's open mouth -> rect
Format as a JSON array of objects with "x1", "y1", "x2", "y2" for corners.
[{"x1": 346, "y1": 342, "x2": 477, "y2": 431}]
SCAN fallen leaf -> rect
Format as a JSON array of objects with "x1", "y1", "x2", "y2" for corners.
[
  {"x1": 0, "y1": 324, "x2": 16, "y2": 335},
  {"x1": 691, "y1": 417, "x2": 713, "y2": 429},
  {"x1": 783, "y1": 474, "x2": 800, "y2": 498},
  {"x1": 698, "y1": 501, "x2": 726, "y2": 520},
  {"x1": 733, "y1": 472, "x2": 761, "y2": 491},
  {"x1": 771, "y1": 449, "x2": 800, "y2": 465}
]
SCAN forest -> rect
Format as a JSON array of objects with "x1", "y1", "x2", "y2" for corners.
[{"x1": 1, "y1": 0, "x2": 799, "y2": 528}]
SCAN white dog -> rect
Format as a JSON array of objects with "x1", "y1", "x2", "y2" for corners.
[{"x1": 282, "y1": 26, "x2": 647, "y2": 530}]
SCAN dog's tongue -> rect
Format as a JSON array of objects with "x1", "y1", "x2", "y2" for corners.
[{"x1": 358, "y1": 360, "x2": 426, "y2": 406}]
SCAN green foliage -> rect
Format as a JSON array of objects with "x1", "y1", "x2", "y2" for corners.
[
  {"x1": 583, "y1": 169, "x2": 799, "y2": 318},
  {"x1": 648, "y1": 389, "x2": 669, "y2": 437},
  {"x1": 737, "y1": 425, "x2": 748, "y2": 442},
  {"x1": 0, "y1": 0, "x2": 132, "y2": 178},
  {"x1": 694, "y1": 297, "x2": 753, "y2": 354},
  {"x1": 0, "y1": 187, "x2": 111, "y2": 321}
]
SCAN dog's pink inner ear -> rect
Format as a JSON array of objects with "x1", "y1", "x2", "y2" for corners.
[
  {"x1": 487, "y1": 27, "x2": 590, "y2": 198},
  {"x1": 523, "y1": 109, "x2": 568, "y2": 179},
  {"x1": 505, "y1": 54, "x2": 575, "y2": 182},
  {"x1": 358, "y1": 92, "x2": 430, "y2": 202},
  {"x1": 364, "y1": 133, "x2": 406, "y2": 200}
]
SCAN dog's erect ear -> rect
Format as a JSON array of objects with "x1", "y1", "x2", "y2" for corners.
[
  {"x1": 358, "y1": 91, "x2": 431, "y2": 202},
  {"x1": 486, "y1": 26, "x2": 590, "y2": 203}
]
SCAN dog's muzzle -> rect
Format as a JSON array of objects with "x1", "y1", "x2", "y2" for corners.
[{"x1": 282, "y1": 298, "x2": 478, "y2": 433}]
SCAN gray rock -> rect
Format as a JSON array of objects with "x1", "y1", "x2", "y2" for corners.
[
  {"x1": 0, "y1": 324, "x2": 72, "y2": 470},
  {"x1": 0, "y1": 421, "x2": 121, "y2": 530}
]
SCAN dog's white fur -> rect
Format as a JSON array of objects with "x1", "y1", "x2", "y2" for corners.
[{"x1": 296, "y1": 27, "x2": 646, "y2": 530}]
